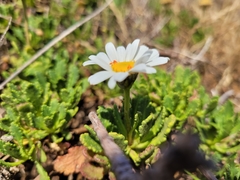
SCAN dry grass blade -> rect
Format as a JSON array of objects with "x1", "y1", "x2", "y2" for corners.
[
  {"x1": 0, "y1": 15, "x2": 12, "y2": 47},
  {"x1": 0, "y1": 0, "x2": 113, "y2": 90},
  {"x1": 109, "y1": 2, "x2": 129, "y2": 42}
]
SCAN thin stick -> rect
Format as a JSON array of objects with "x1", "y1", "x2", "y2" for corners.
[
  {"x1": 191, "y1": 36, "x2": 213, "y2": 65},
  {"x1": 0, "y1": 0, "x2": 113, "y2": 90},
  {"x1": 0, "y1": 16, "x2": 12, "y2": 47},
  {"x1": 88, "y1": 111, "x2": 138, "y2": 180}
]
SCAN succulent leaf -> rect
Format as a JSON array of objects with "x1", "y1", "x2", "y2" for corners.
[
  {"x1": 80, "y1": 133, "x2": 103, "y2": 153},
  {"x1": 35, "y1": 161, "x2": 50, "y2": 180},
  {"x1": 109, "y1": 132, "x2": 128, "y2": 150},
  {"x1": 0, "y1": 140, "x2": 22, "y2": 159},
  {"x1": 150, "y1": 115, "x2": 176, "y2": 146}
]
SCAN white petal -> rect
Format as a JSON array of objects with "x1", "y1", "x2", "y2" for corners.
[
  {"x1": 108, "y1": 76, "x2": 117, "y2": 89},
  {"x1": 117, "y1": 46, "x2": 126, "y2": 62},
  {"x1": 134, "y1": 45, "x2": 149, "y2": 61},
  {"x1": 145, "y1": 67, "x2": 157, "y2": 73},
  {"x1": 147, "y1": 57, "x2": 169, "y2": 66},
  {"x1": 105, "y1": 42, "x2": 118, "y2": 61},
  {"x1": 135, "y1": 54, "x2": 150, "y2": 64},
  {"x1": 97, "y1": 52, "x2": 111, "y2": 63},
  {"x1": 113, "y1": 72, "x2": 129, "y2": 82},
  {"x1": 83, "y1": 60, "x2": 96, "y2": 66},
  {"x1": 96, "y1": 53, "x2": 112, "y2": 71},
  {"x1": 88, "y1": 71, "x2": 113, "y2": 85},
  {"x1": 125, "y1": 43, "x2": 132, "y2": 61},
  {"x1": 125, "y1": 39, "x2": 140, "y2": 61},
  {"x1": 130, "y1": 64, "x2": 157, "y2": 74},
  {"x1": 130, "y1": 64, "x2": 147, "y2": 73},
  {"x1": 148, "y1": 49, "x2": 159, "y2": 60},
  {"x1": 89, "y1": 55, "x2": 111, "y2": 71}
]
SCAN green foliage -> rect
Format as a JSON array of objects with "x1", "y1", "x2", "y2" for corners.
[
  {"x1": 0, "y1": 2, "x2": 103, "y2": 179},
  {"x1": 0, "y1": 1, "x2": 106, "y2": 80},
  {"x1": 81, "y1": 95, "x2": 176, "y2": 166},
  {"x1": 80, "y1": 131, "x2": 103, "y2": 153},
  {"x1": 217, "y1": 156, "x2": 240, "y2": 180},
  {"x1": 82, "y1": 66, "x2": 240, "y2": 179},
  {"x1": 135, "y1": 66, "x2": 202, "y2": 126},
  {"x1": 81, "y1": 66, "x2": 198, "y2": 166},
  {"x1": 35, "y1": 161, "x2": 50, "y2": 180},
  {"x1": 135, "y1": 66, "x2": 240, "y2": 178},
  {"x1": 0, "y1": 50, "x2": 88, "y2": 178}
]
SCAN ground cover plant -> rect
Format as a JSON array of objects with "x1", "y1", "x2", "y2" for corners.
[{"x1": 0, "y1": 0, "x2": 240, "y2": 179}]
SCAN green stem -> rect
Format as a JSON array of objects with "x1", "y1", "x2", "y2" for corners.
[
  {"x1": 123, "y1": 87, "x2": 132, "y2": 144},
  {"x1": 0, "y1": 159, "x2": 26, "y2": 167}
]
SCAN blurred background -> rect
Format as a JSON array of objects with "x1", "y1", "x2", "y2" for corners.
[{"x1": 1, "y1": 0, "x2": 240, "y2": 111}]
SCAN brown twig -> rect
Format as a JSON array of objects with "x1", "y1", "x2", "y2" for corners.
[
  {"x1": 218, "y1": 89, "x2": 234, "y2": 105},
  {"x1": 88, "y1": 111, "x2": 138, "y2": 180},
  {"x1": 0, "y1": 0, "x2": 113, "y2": 90},
  {"x1": 191, "y1": 36, "x2": 213, "y2": 65}
]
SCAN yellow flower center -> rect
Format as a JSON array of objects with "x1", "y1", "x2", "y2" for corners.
[{"x1": 110, "y1": 60, "x2": 135, "y2": 72}]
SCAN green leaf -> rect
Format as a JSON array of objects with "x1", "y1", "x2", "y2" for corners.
[
  {"x1": 16, "y1": 102, "x2": 33, "y2": 112},
  {"x1": 27, "y1": 130, "x2": 48, "y2": 140},
  {"x1": 0, "y1": 158, "x2": 26, "y2": 167},
  {"x1": 138, "y1": 113, "x2": 155, "y2": 137},
  {"x1": 127, "y1": 148, "x2": 141, "y2": 166},
  {"x1": 140, "y1": 107, "x2": 164, "y2": 142},
  {"x1": 150, "y1": 115, "x2": 176, "y2": 146},
  {"x1": 139, "y1": 145, "x2": 155, "y2": 162},
  {"x1": 112, "y1": 105, "x2": 127, "y2": 136},
  {"x1": 33, "y1": 116, "x2": 48, "y2": 130},
  {"x1": 10, "y1": 123, "x2": 24, "y2": 146},
  {"x1": 35, "y1": 161, "x2": 50, "y2": 180},
  {"x1": 205, "y1": 96, "x2": 219, "y2": 114},
  {"x1": 97, "y1": 106, "x2": 115, "y2": 131},
  {"x1": 84, "y1": 125, "x2": 99, "y2": 142},
  {"x1": 186, "y1": 99, "x2": 201, "y2": 115},
  {"x1": 163, "y1": 95, "x2": 174, "y2": 113},
  {"x1": 93, "y1": 154, "x2": 110, "y2": 167},
  {"x1": 97, "y1": 106, "x2": 125, "y2": 135},
  {"x1": 40, "y1": 149, "x2": 47, "y2": 163},
  {"x1": 47, "y1": 58, "x2": 67, "y2": 87},
  {"x1": 51, "y1": 135, "x2": 64, "y2": 143},
  {"x1": 80, "y1": 133, "x2": 103, "y2": 153},
  {"x1": 25, "y1": 83, "x2": 43, "y2": 108},
  {"x1": 0, "y1": 117, "x2": 12, "y2": 131},
  {"x1": 67, "y1": 63, "x2": 80, "y2": 88},
  {"x1": 109, "y1": 132, "x2": 128, "y2": 150},
  {"x1": 145, "y1": 147, "x2": 160, "y2": 164},
  {"x1": 0, "y1": 140, "x2": 22, "y2": 159}
]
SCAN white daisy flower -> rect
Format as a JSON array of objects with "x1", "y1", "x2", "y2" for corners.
[{"x1": 83, "y1": 39, "x2": 169, "y2": 89}]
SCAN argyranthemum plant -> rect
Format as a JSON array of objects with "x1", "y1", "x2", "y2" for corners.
[
  {"x1": 83, "y1": 39, "x2": 169, "y2": 89},
  {"x1": 83, "y1": 39, "x2": 170, "y2": 140},
  {"x1": 81, "y1": 39, "x2": 171, "y2": 169}
]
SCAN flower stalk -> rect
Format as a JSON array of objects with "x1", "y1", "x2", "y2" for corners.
[{"x1": 123, "y1": 87, "x2": 132, "y2": 144}]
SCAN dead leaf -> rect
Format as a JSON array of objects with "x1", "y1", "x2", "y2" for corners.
[
  {"x1": 53, "y1": 146, "x2": 89, "y2": 175},
  {"x1": 53, "y1": 146, "x2": 107, "y2": 179}
]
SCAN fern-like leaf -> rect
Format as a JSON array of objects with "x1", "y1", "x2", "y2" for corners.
[{"x1": 80, "y1": 133, "x2": 103, "y2": 153}]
